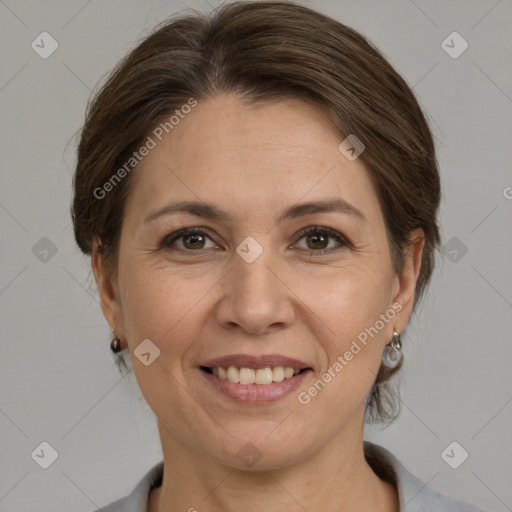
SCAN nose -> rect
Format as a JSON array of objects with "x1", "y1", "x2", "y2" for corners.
[{"x1": 215, "y1": 245, "x2": 295, "y2": 335}]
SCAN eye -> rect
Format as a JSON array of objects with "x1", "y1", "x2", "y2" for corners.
[
  {"x1": 293, "y1": 226, "x2": 348, "y2": 254},
  {"x1": 159, "y1": 226, "x2": 349, "y2": 255},
  {"x1": 159, "y1": 227, "x2": 218, "y2": 252}
]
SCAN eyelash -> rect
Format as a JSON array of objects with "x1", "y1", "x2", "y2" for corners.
[{"x1": 158, "y1": 226, "x2": 349, "y2": 256}]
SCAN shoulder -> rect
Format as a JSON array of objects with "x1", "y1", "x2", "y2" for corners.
[
  {"x1": 93, "y1": 461, "x2": 164, "y2": 512},
  {"x1": 364, "y1": 441, "x2": 488, "y2": 512}
]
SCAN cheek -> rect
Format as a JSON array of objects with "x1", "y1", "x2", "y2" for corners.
[
  {"x1": 296, "y1": 259, "x2": 393, "y2": 343},
  {"x1": 118, "y1": 257, "x2": 223, "y2": 358},
  {"x1": 117, "y1": 262, "x2": 211, "y2": 428},
  {"x1": 294, "y1": 272, "x2": 389, "y2": 424},
  {"x1": 295, "y1": 260, "x2": 394, "y2": 414}
]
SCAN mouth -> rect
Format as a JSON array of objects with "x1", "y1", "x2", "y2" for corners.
[
  {"x1": 197, "y1": 354, "x2": 313, "y2": 403},
  {"x1": 200, "y1": 365, "x2": 310, "y2": 384}
]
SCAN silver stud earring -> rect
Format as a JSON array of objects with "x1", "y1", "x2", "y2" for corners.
[{"x1": 382, "y1": 328, "x2": 402, "y2": 368}]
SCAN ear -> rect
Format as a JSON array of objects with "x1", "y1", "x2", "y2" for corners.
[
  {"x1": 390, "y1": 228, "x2": 425, "y2": 332},
  {"x1": 91, "y1": 237, "x2": 126, "y2": 350}
]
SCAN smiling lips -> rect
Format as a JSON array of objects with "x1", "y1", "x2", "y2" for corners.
[
  {"x1": 206, "y1": 365, "x2": 303, "y2": 384},
  {"x1": 199, "y1": 354, "x2": 312, "y2": 400}
]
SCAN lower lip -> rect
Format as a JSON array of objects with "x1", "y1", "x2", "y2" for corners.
[{"x1": 199, "y1": 368, "x2": 312, "y2": 403}]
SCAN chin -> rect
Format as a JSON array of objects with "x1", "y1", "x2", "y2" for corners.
[{"x1": 205, "y1": 427, "x2": 314, "y2": 472}]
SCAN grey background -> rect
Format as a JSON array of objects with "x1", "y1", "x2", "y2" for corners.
[{"x1": 0, "y1": 0, "x2": 511, "y2": 510}]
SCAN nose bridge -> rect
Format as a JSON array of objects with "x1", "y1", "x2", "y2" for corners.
[
  {"x1": 235, "y1": 249, "x2": 276, "y2": 299},
  {"x1": 218, "y1": 236, "x2": 294, "y2": 333}
]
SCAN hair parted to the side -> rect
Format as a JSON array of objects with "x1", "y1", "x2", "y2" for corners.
[{"x1": 71, "y1": 0, "x2": 441, "y2": 424}]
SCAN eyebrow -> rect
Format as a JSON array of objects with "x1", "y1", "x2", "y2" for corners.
[{"x1": 143, "y1": 198, "x2": 365, "y2": 225}]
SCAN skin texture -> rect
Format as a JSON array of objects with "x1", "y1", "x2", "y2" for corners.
[{"x1": 92, "y1": 94, "x2": 424, "y2": 512}]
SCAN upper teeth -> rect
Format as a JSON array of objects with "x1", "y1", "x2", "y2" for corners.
[{"x1": 212, "y1": 366, "x2": 301, "y2": 385}]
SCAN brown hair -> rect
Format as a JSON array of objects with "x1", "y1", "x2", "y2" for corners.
[{"x1": 72, "y1": 0, "x2": 441, "y2": 423}]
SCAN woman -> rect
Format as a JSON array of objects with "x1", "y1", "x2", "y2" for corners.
[{"x1": 72, "y1": 1, "x2": 487, "y2": 510}]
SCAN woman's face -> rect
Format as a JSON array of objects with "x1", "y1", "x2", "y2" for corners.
[{"x1": 94, "y1": 94, "x2": 423, "y2": 470}]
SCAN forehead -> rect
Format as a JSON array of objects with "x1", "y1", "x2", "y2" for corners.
[{"x1": 124, "y1": 94, "x2": 381, "y2": 224}]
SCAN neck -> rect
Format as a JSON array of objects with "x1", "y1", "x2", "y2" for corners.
[{"x1": 148, "y1": 416, "x2": 398, "y2": 512}]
